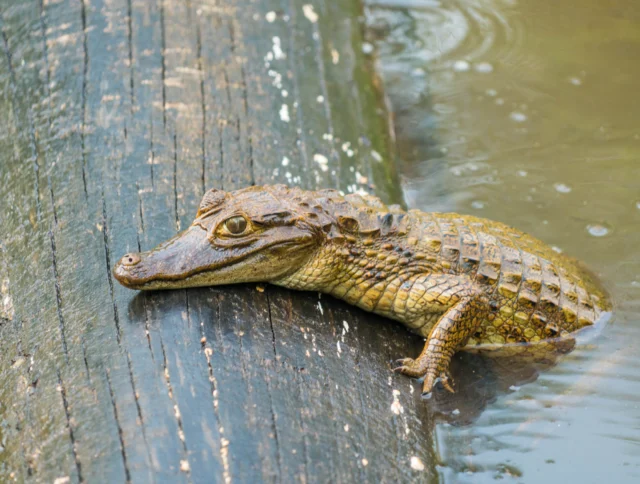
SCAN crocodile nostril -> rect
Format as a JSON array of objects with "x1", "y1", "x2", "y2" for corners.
[{"x1": 122, "y1": 253, "x2": 141, "y2": 267}]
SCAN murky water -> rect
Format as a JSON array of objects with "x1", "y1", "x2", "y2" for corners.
[{"x1": 367, "y1": 0, "x2": 640, "y2": 481}]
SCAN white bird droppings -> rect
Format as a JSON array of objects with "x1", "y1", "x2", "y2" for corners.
[
  {"x1": 313, "y1": 153, "x2": 329, "y2": 172},
  {"x1": 302, "y1": 4, "x2": 319, "y2": 23},
  {"x1": 390, "y1": 389, "x2": 403, "y2": 415},
  {"x1": 268, "y1": 69, "x2": 283, "y2": 89},
  {"x1": 272, "y1": 36, "x2": 286, "y2": 60},
  {"x1": 331, "y1": 48, "x2": 340, "y2": 64},
  {"x1": 410, "y1": 456, "x2": 425, "y2": 471},
  {"x1": 265, "y1": 11, "x2": 276, "y2": 22},
  {"x1": 1, "y1": 278, "x2": 14, "y2": 321},
  {"x1": 279, "y1": 104, "x2": 290, "y2": 122}
]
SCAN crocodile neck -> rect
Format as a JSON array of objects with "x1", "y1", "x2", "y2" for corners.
[{"x1": 274, "y1": 231, "x2": 446, "y2": 324}]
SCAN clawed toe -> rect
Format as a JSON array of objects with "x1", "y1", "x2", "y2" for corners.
[
  {"x1": 394, "y1": 354, "x2": 456, "y2": 394},
  {"x1": 392, "y1": 356, "x2": 427, "y2": 378},
  {"x1": 422, "y1": 371, "x2": 455, "y2": 395},
  {"x1": 440, "y1": 374, "x2": 455, "y2": 393},
  {"x1": 393, "y1": 365, "x2": 421, "y2": 377}
]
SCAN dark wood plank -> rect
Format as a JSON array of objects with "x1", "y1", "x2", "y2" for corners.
[{"x1": 0, "y1": 0, "x2": 440, "y2": 482}]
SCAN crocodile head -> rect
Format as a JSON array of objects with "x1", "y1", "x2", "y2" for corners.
[{"x1": 113, "y1": 186, "x2": 325, "y2": 290}]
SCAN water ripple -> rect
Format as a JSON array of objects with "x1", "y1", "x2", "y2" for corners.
[{"x1": 368, "y1": 0, "x2": 527, "y2": 69}]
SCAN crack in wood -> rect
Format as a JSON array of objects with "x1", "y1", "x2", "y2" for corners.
[
  {"x1": 239, "y1": 65, "x2": 254, "y2": 186},
  {"x1": 265, "y1": 292, "x2": 278, "y2": 359},
  {"x1": 101, "y1": 192, "x2": 122, "y2": 344},
  {"x1": 106, "y1": 369, "x2": 132, "y2": 484},
  {"x1": 284, "y1": 0, "x2": 312, "y2": 186},
  {"x1": 126, "y1": 351, "x2": 152, "y2": 462},
  {"x1": 293, "y1": 368, "x2": 311, "y2": 483},
  {"x1": 80, "y1": 0, "x2": 89, "y2": 197},
  {"x1": 265, "y1": 372, "x2": 284, "y2": 484},
  {"x1": 197, "y1": 291, "x2": 232, "y2": 483},
  {"x1": 193, "y1": 1, "x2": 207, "y2": 197},
  {"x1": 136, "y1": 181, "x2": 146, "y2": 233},
  {"x1": 264, "y1": 292, "x2": 283, "y2": 482},
  {"x1": 58, "y1": 371, "x2": 84, "y2": 482},
  {"x1": 159, "y1": 336, "x2": 192, "y2": 481},
  {"x1": 127, "y1": 0, "x2": 135, "y2": 110},
  {"x1": 47, "y1": 175, "x2": 58, "y2": 225},
  {"x1": 149, "y1": 112, "x2": 156, "y2": 188},
  {"x1": 227, "y1": 19, "x2": 254, "y2": 186},
  {"x1": 81, "y1": 337, "x2": 92, "y2": 384},
  {"x1": 141, "y1": 294, "x2": 155, "y2": 359},
  {"x1": 173, "y1": 133, "x2": 180, "y2": 232},
  {"x1": 159, "y1": 0, "x2": 168, "y2": 128},
  {"x1": 49, "y1": 230, "x2": 69, "y2": 360}
]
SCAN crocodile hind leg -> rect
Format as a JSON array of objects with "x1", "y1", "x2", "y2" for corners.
[{"x1": 395, "y1": 293, "x2": 489, "y2": 395}]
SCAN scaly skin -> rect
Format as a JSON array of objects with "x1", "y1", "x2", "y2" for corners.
[{"x1": 114, "y1": 185, "x2": 611, "y2": 395}]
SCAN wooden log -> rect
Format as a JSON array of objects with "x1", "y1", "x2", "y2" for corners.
[{"x1": 0, "y1": 0, "x2": 442, "y2": 482}]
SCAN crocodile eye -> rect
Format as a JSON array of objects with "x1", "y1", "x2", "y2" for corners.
[{"x1": 224, "y1": 216, "x2": 248, "y2": 235}]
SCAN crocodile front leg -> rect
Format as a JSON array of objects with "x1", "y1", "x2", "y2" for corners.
[{"x1": 395, "y1": 285, "x2": 489, "y2": 395}]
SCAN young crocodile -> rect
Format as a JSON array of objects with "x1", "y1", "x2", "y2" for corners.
[{"x1": 114, "y1": 185, "x2": 611, "y2": 395}]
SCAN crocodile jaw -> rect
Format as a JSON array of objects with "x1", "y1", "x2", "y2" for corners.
[{"x1": 113, "y1": 224, "x2": 315, "y2": 290}]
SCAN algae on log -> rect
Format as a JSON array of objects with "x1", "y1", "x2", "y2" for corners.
[{"x1": 0, "y1": 0, "x2": 437, "y2": 482}]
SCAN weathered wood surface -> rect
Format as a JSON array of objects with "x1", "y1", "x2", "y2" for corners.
[{"x1": 0, "y1": 0, "x2": 445, "y2": 482}]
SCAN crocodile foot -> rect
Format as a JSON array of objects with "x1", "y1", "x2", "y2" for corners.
[{"x1": 394, "y1": 357, "x2": 455, "y2": 395}]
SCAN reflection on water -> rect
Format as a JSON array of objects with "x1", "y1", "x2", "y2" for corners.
[{"x1": 367, "y1": 0, "x2": 640, "y2": 481}]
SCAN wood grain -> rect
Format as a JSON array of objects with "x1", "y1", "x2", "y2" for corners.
[{"x1": 0, "y1": 0, "x2": 441, "y2": 482}]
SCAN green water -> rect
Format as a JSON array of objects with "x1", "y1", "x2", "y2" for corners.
[{"x1": 367, "y1": 0, "x2": 640, "y2": 481}]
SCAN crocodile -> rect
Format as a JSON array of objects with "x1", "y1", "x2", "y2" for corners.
[{"x1": 114, "y1": 185, "x2": 611, "y2": 395}]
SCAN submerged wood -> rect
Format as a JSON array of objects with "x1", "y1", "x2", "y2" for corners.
[{"x1": 0, "y1": 0, "x2": 441, "y2": 482}]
